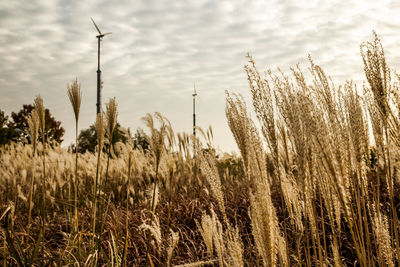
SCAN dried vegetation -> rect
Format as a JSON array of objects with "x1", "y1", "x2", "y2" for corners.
[{"x1": 1, "y1": 32, "x2": 400, "y2": 266}]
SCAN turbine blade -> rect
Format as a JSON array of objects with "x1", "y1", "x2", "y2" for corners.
[
  {"x1": 91, "y1": 17, "x2": 102, "y2": 35},
  {"x1": 103, "y1": 32, "x2": 112, "y2": 36},
  {"x1": 194, "y1": 82, "x2": 197, "y2": 95}
]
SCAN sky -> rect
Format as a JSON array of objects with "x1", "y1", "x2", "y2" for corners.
[{"x1": 1, "y1": 0, "x2": 400, "y2": 152}]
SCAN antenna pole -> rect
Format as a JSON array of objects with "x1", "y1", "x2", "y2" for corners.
[
  {"x1": 96, "y1": 36, "x2": 102, "y2": 114},
  {"x1": 193, "y1": 96, "x2": 196, "y2": 136},
  {"x1": 193, "y1": 84, "x2": 196, "y2": 137},
  {"x1": 91, "y1": 18, "x2": 111, "y2": 115}
]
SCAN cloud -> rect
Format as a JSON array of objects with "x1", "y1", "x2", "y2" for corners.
[{"x1": 1, "y1": 0, "x2": 400, "y2": 152}]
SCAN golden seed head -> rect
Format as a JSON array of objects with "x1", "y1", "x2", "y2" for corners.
[
  {"x1": 67, "y1": 78, "x2": 82, "y2": 122},
  {"x1": 33, "y1": 95, "x2": 46, "y2": 135},
  {"x1": 27, "y1": 109, "x2": 40, "y2": 155},
  {"x1": 105, "y1": 97, "x2": 118, "y2": 141}
]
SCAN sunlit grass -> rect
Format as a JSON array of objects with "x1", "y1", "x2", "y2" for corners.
[{"x1": 1, "y1": 32, "x2": 400, "y2": 266}]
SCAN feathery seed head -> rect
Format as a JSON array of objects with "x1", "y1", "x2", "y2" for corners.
[
  {"x1": 105, "y1": 97, "x2": 118, "y2": 140},
  {"x1": 34, "y1": 95, "x2": 46, "y2": 135},
  {"x1": 142, "y1": 113, "x2": 168, "y2": 168},
  {"x1": 361, "y1": 31, "x2": 390, "y2": 120},
  {"x1": 27, "y1": 109, "x2": 40, "y2": 156},
  {"x1": 67, "y1": 78, "x2": 82, "y2": 122}
]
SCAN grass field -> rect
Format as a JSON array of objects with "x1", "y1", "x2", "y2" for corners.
[{"x1": 1, "y1": 32, "x2": 400, "y2": 266}]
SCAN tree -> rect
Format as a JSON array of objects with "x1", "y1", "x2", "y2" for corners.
[
  {"x1": 0, "y1": 109, "x2": 7, "y2": 128},
  {"x1": 133, "y1": 128, "x2": 150, "y2": 151},
  {"x1": 77, "y1": 123, "x2": 130, "y2": 154},
  {"x1": 9, "y1": 104, "x2": 65, "y2": 144},
  {"x1": 77, "y1": 125, "x2": 97, "y2": 153},
  {"x1": 76, "y1": 124, "x2": 149, "y2": 154},
  {"x1": 0, "y1": 109, "x2": 17, "y2": 145}
]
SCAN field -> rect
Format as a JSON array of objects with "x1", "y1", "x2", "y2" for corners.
[{"x1": 1, "y1": 32, "x2": 400, "y2": 266}]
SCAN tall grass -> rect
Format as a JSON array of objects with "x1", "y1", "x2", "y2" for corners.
[
  {"x1": 33, "y1": 96, "x2": 46, "y2": 222},
  {"x1": 104, "y1": 97, "x2": 117, "y2": 186},
  {"x1": 1, "y1": 32, "x2": 400, "y2": 266},
  {"x1": 92, "y1": 112, "x2": 105, "y2": 250},
  {"x1": 67, "y1": 78, "x2": 82, "y2": 233},
  {"x1": 142, "y1": 112, "x2": 168, "y2": 266},
  {"x1": 26, "y1": 109, "x2": 39, "y2": 236}
]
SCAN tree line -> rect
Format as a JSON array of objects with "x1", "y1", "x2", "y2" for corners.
[{"x1": 0, "y1": 105, "x2": 149, "y2": 152}]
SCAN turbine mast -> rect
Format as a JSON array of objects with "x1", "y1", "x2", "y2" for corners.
[
  {"x1": 193, "y1": 83, "x2": 197, "y2": 137},
  {"x1": 91, "y1": 18, "x2": 112, "y2": 115},
  {"x1": 96, "y1": 36, "x2": 101, "y2": 114}
]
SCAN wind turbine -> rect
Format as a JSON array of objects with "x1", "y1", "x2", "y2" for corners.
[
  {"x1": 193, "y1": 83, "x2": 197, "y2": 137},
  {"x1": 91, "y1": 17, "x2": 112, "y2": 114}
]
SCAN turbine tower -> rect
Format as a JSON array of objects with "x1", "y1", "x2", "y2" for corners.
[
  {"x1": 193, "y1": 83, "x2": 197, "y2": 137},
  {"x1": 91, "y1": 18, "x2": 112, "y2": 114}
]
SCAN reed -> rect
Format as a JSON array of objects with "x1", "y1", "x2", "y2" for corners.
[
  {"x1": 1, "y1": 31, "x2": 400, "y2": 266},
  {"x1": 26, "y1": 109, "x2": 39, "y2": 236},
  {"x1": 104, "y1": 97, "x2": 118, "y2": 186},
  {"x1": 142, "y1": 112, "x2": 167, "y2": 267},
  {"x1": 33, "y1": 96, "x2": 47, "y2": 220},
  {"x1": 92, "y1": 112, "x2": 105, "y2": 250},
  {"x1": 67, "y1": 78, "x2": 82, "y2": 233}
]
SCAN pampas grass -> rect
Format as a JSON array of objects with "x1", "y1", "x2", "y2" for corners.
[
  {"x1": 27, "y1": 109, "x2": 39, "y2": 157},
  {"x1": 67, "y1": 78, "x2": 82, "y2": 233},
  {"x1": 34, "y1": 95, "x2": 47, "y2": 221},
  {"x1": 104, "y1": 97, "x2": 118, "y2": 185},
  {"x1": 92, "y1": 112, "x2": 105, "y2": 249},
  {"x1": 142, "y1": 112, "x2": 168, "y2": 267},
  {"x1": 1, "y1": 31, "x2": 400, "y2": 266},
  {"x1": 26, "y1": 109, "x2": 39, "y2": 236}
]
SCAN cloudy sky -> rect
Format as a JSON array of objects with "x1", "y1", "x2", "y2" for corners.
[{"x1": 1, "y1": 0, "x2": 400, "y2": 152}]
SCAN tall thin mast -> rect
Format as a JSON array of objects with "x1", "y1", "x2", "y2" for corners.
[
  {"x1": 96, "y1": 36, "x2": 101, "y2": 114},
  {"x1": 193, "y1": 83, "x2": 197, "y2": 137},
  {"x1": 91, "y1": 17, "x2": 112, "y2": 115}
]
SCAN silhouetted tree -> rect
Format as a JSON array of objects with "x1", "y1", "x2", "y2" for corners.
[
  {"x1": 77, "y1": 125, "x2": 97, "y2": 153},
  {"x1": 0, "y1": 109, "x2": 18, "y2": 145},
  {"x1": 0, "y1": 109, "x2": 7, "y2": 128},
  {"x1": 77, "y1": 123, "x2": 130, "y2": 154},
  {"x1": 9, "y1": 104, "x2": 65, "y2": 144},
  {"x1": 133, "y1": 128, "x2": 150, "y2": 151}
]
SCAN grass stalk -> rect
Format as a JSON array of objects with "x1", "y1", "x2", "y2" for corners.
[
  {"x1": 67, "y1": 78, "x2": 82, "y2": 233},
  {"x1": 144, "y1": 163, "x2": 160, "y2": 267},
  {"x1": 92, "y1": 113, "x2": 104, "y2": 250},
  {"x1": 27, "y1": 109, "x2": 39, "y2": 237}
]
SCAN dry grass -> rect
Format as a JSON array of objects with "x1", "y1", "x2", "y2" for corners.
[{"x1": 1, "y1": 32, "x2": 400, "y2": 266}]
